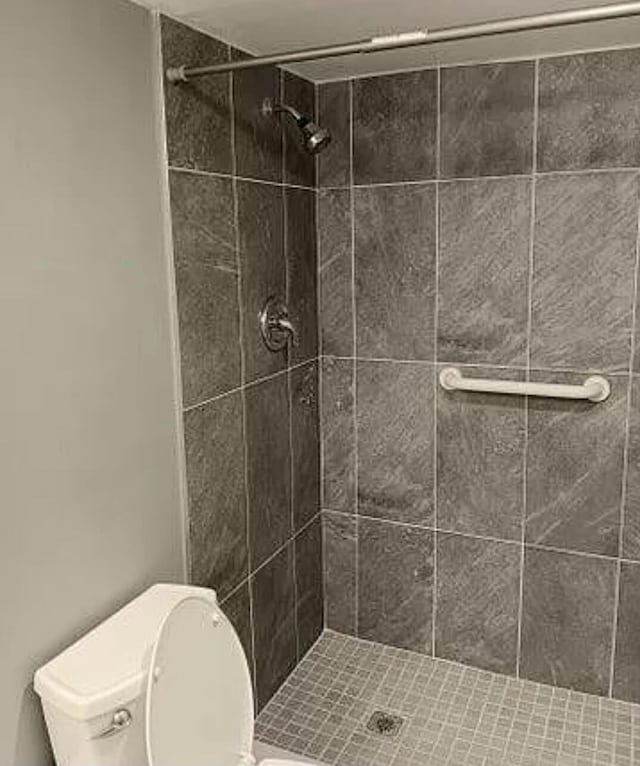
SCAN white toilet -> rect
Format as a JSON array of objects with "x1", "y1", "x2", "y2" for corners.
[{"x1": 34, "y1": 583, "x2": 311, "y2": 766}]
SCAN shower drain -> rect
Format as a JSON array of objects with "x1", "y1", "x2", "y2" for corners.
[{"x1": 366, "y1": 710, "x2": 405, "y2": 738}]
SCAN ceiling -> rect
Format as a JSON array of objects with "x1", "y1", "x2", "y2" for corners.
[{"x1": 139, "y1": 0, "x2": 640, "y2": 79}]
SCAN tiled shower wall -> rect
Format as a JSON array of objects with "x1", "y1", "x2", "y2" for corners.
[
  {"x1": 159, "y1": 16, "x2": 322, "y2": 709},
  {"x1": 318, "y1": 48, "x2": 640, "y2": 704}
]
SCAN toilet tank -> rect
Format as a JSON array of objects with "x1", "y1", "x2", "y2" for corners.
[{"x1": 34, "y1": 584, "x2": 217, "y2": 766}]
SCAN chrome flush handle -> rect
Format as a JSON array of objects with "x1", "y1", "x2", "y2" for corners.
[
  {"x1": 259, "y1": 296, "x2": 298, "y2": 352},
  {"x1": 92, "y1": 709, "x2": 132, "y2": 739}
]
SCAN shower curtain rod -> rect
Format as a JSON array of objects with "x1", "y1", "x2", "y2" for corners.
[{"x1": 166, "y1": 1, "x2": 640, "y2": 82}]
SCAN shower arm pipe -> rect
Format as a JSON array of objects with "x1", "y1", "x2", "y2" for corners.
[
  {"x1": 166, "y1": 1, "x2": 640, "y2": 82},
  {"x1": 439, "y1": 367, "x2": 611, "y2": 403}
]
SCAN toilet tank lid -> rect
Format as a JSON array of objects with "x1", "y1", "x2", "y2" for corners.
[{"x1": 34, "y1": 584, "x2": 217, "y2": 721}]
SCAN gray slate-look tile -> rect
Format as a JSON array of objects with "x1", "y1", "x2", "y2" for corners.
[
  {"x1": 290, "y1": 361, "x2": 320, "y2": 531},
  {"x1": 353, "y1": 69, "x2": 437, "y2": 184},
  {"x1": 237, "y1": 180, "x2": 287, "y2": 383},
  {"x1": 183, "y1": 393, "x2": 247, "y2": 600},
  {"x1": 520, "y1": 547, "x2": 616, "y2": 696},
  {"x1": 437, "y1": 367, "x2": 525, "y2": 541},
  {"x1": 161, "y1": 17, "x2": 232, "y2": 174},
  {"x1": 322, "y1": 510, "x2": 357, "y2": 635},
  {"x1": 357, "y1": 361, "x2": 434, "y2": 526},
  {"x1": 295, "y1": 516, "x2": 323, "y2": 656},
  {"x1": 538, "y1": 49, "x2": 640, "y2": 172},
  {"x1": 319, "y1": 188, "x2": 353, "y2": 357},
  {"x1": 526, "y1": 371, "x2": 626, "y2": 557},
  {"x1": 317, "y1": 81, "x2": 351, "y2": 188},
  {"x1": 435, "y1": 534, "x2": 521, "y2": 675},
  {"x1": 170, "y1": 171, "x2": 240, "y2": 406},
  {"x1": 438, "y1": 177, "x2": 531, "y2": 366},
  {"x1": 222, "y1": 582, "x2": 254, "y2": 681},
  {"x1": 613, "y1": 561, "x2": 640, "y2": 703},
  {"x1": 440, "y1": 61, "x2": 535, "y2": 178},
  {"x1": 285, "y1": 187, "x2": 318, "y2": 366},
  {"x1": 233, "y1": 55, "x2": 282, "y2": 183},
  {"x1": 358, "y1": 518, "x2": 433, "y2": 653},
  {"x1": 245, "y1": 374, "x2": 291, "y2": 569},
  {"x1": 251, "y1": 542, "x2": 297, "y2": 709},
  {"x1": 623, "y1": 376, "x2": 640, "y2": 559},
  {"x1": 283, "y1": 71, "x2": 316, "y2": 188},
  {"x1": 355, "y1": 184, "x2": 436, "y2": 360},
  {"x1": 530, "y1": 172, "x2": 638, "y2": 372},
  {"x1": 321, "y1": 358, "x2": 356, "y2": 512}
]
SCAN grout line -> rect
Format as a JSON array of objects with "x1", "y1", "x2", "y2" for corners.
[
  {"x1": 281, "y1": 80, "x2": 301, "y2": 661},
  {"x1": 317, "y1": 354, "x2": 629, "y2": 377},
  {"x1": 348, "y1": 78, "x2": 360, "y2": 639},
  {"x1": 167, "y1": 163, "x2": 316, "y2": 192},
  {"x1": 431, "y1": 64, "x2": 441, "y2": 660},
  {"x1": 315, "y1": 166, "x2": 640, "y2": 193},
  {"x1": 152, "y1": 11, "x2": 192, "y2": 584},
  {"x1": 517, "y1": 57, "x2": 539, "y2": 681},
  {"x1": 229, "y1": 58, "x2": 258, "y2": 688},
  {"x1": 181, "y1": 357, "x2": 318, "y2": 413},
  {"x1": 608, "y1": 171, "x2": 640, "y2": 697}
]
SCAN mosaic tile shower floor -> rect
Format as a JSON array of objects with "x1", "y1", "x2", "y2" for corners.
[{"x1": 255, "y1": 631, "x2": 640, "y2": 766}]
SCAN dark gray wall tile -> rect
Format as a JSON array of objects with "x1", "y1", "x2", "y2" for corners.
[
  {"x1": 613, "y1": 561, "x2": 640, "y2": 703},
  {"x1": 245, "y1": 374, "x2": 292, "y2": 569},
  {"x1": 438, "y1": 177, "x2": 531, "y2": 366},
  {"x1": 440, "y1": 61, "x2": 535, "y2": 178},
  {"x1": 283, "y1": 71, "x2": 316, "y2": 188},
  {"x1": 170, "y1": 171, "x2": 240, "y2": 405},
  {"x1": 526, "y1": 371, "x2": 626, "y2": 557},
  {"x1": 285, "y1": 187, "x2": 318, "y2": 366},
  {"x1": 321, "y1": 358, "x2": 356, "y2": 512},
  {"x1": 169, "y1": 170, "x2": 236, "y2": 271},
  {"x1": 237, "y1": 180, "x2": 287, "y2": 383},
  {"x1": 222, "y1": 582, "x2": 254, "y2": 681},
  {"x1": 233, "y1": 59, "x2": 282, "y2": 183},
  {"x1": 623, "y1": 376, "x2": 640, "y2": 559},
  {"x1": 175, "y1": 262, "x2": 240, "y2": 408},
  {"x1": 317, "y1": 81, "x2": 351, "y2": 188},
  {"x1": 355, "y1": 184, "x2": 436, "y2": 360},
  {"x1": 161, "y1": 17, "x2": 232, "y2": 174},
  {"x1": 538, "y1": 49, "x2": 640, "y2": 172},
  {"x1": 322, "y1": 510, "x2": 356, "y2": 634},
  {"x1": 353, "y1": 70, "x2": 437, "y2": 184},
  {"x1": 357, "y1": 361, "x2": 434, "y2": 526},
  {"x1": 358, "y1": 518, "x2": 433, "y2": 653},
  {"x1": 319, "y1": 188, "x2": 353, "y2": 357},
  {"x1": 437, "y1": 367, "x2": 525, "y2": 541},
  {"x1": 530, "y1": 172, "x2": 638, "y2": 372},
  {"x1": 183, "y1": 393, "x2": 247, "y2": 600},
  {"x1": 291, "y1": 361, "x2": 320, "y2": 531},
  {"x1": 520, "y1": 547, "x2": 616, "y2": 696},
  {"x1": 295, "y1": 516, "x2": 323, "y2": 656},
  {"x1": 251, "y1": 542, "x2": 297, "y2": 709},
  {"x1": 435, "y1": 534, "x2": 521, "y2": 675}
]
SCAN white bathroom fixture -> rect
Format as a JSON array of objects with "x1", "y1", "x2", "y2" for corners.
[
  {"x1": 34, "y1": 584, "x2": 312, "y2": 766},
  {"x1": 439, "y1": 366, "x2": 610, "y2": 402}
]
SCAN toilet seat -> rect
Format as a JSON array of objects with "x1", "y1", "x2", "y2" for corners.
[
  {"x1": 145, "y1": 596, "x2": 255, "y2": 766},
  {"x1": 144, "y1": 596, "x2": 310, "y2": 766}
]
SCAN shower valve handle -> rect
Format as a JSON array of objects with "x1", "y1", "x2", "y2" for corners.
[{"x1": 259, "y1": 297, "x2": 298, "y2": 352}]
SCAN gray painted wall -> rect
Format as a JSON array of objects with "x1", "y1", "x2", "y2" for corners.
[
  {"x1": 318, "y1": 49, "x2": 640, "y2": 703},
  {"x1": 0, "y1": 1, "x2": 185, "y2": 763}
]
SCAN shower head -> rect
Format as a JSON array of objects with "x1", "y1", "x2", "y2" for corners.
[{"x1": 262, "y1": 99, "x2": 332, "y2": 155}]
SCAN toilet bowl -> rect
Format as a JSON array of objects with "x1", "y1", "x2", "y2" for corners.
[{"x1": 34, "y1": 584, "x2": 314, "y2": 766}]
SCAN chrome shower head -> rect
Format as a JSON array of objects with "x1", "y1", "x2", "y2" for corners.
[{"x1": 263, "y1": 99, "x2": 332, "y2": 155}]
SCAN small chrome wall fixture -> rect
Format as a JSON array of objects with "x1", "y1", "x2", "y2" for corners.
[{"x1": 259, "y1": 296, "x2": 297, "y2": 352}]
